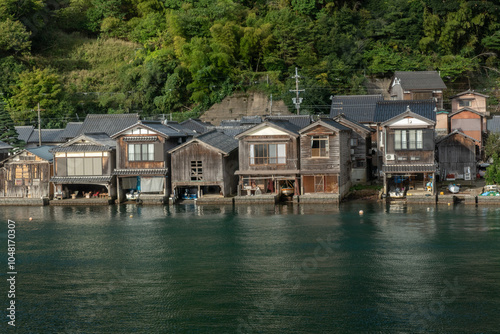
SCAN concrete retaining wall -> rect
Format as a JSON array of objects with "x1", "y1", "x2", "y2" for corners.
[{"x1": 0, "y1": 198, "x2": 49, "y2": 206}]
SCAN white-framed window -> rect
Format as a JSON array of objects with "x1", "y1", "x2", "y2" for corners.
[
  {"x1": 395, "y1": 130, "x2": 423, "y2": 150},
  {"x1": 67, "y1": 157, "x2": 102, "y2": 176},
  {"x1": 128, "y1": 144, "x2": 155, "y2": 161},
  {"x1": 250, "y1": 143, "x2": 286, "y2": 165}
]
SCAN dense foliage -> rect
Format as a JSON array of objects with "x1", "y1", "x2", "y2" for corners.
[{"x1": 1, "y1": 0, "x2": 500, "y2": 127}]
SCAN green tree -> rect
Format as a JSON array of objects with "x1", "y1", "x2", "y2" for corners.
[
  {"x1": 0, "y1": 18, "x2": 31, "y2": 56},
  {"x1": 7, "y1": 68, "x2": 63, "y2": 124},
  {"x1": 0, "y1": 101, "x2": 24, "y2": 151},
  {"x1": 485, "y1": 153, "x2": 500, "y2": 185}
]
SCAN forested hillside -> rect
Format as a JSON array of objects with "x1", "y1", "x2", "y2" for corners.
[{"x1": 1, "y1": 0, "x2": 500, "y2": 127}]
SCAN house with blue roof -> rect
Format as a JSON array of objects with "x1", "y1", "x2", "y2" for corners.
[
  {"x1": 0, "y1": 146, "x2": 54, "y2": 199},
  {"x1": 111, "y1": 120, "x2": 193, "y2": 203},
  {"x1": 298, "y1": 118, "x2": 352, "y2": 202},
  {"x1": 169, "y1": 130, "x2": 239, "y2": 200}
]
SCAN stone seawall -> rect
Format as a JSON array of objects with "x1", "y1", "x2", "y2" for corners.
[{"x1": 0, "y1": 198, "x2": 49, "y2": 206}]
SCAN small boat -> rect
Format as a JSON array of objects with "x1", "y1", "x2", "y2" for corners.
[
  {"x1": 280, "y1": 181, "x2": 295, "y2": 196},
  {"x1": 448, "y1": 184, "x2": 460, "y2": 194},
  {"x1": 389, "y1": 188, "x2": 405, "y2": 198}
]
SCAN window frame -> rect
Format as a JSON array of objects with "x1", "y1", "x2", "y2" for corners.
[
  {"x1": 249, "y1": 143, "x2": 287, "y2": 165},
  {"x1": 394, "y1": 129, "x2": 423, "y2": 150},
  {"x1": 128, "y1": 143, "x2": 155, "y2": 162},
  {"x1": 311, "y1": 135, "x2": 329, "y2": 158}
]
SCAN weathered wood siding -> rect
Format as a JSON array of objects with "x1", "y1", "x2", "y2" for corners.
[
  {"x1": 238, "y1": 135, "x2": 299, "y2": 172},
  {"x1": 1, "y1": 159, "x2": 51, "y2": 198},
  {"x1": 385, "y1": 128, "x2": 435, "y2": 165},
  {"x1": 116, "y1": 135, "x2": 166, "y2": 169},
  {"x1": 300, "y1": 125, "x2": 340, "y2": 173},
  {"x1": 437, "y1": 134, "x2": 477, "y2": 178},
  {"x1": 171, "y1": 142, "x2": 223, "y2": 183}
]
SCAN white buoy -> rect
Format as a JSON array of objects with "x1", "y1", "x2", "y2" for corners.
[
  {"x1": 29, "y1": 217, "x2": 33, "y2": 221},
  {"x1": 359, "y1": 210, "x2": 364, "y2": 215},
  {"x1": 130, "y1": 215, "x2": 133, "y2": 218}
]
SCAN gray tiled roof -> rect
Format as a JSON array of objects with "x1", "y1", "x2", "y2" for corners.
[
  {"x1": 393, "y1": 71, "x2": 447, "y2": 90},
  {"x1": 449, "y1": 89, "x2": 489, "y2": 99},
  {"x1": 219, "y1": 120, "x2": 241, "y2": 127},
  {"x1": 26, "y1": 146, "x2": 54, "y2": 162},
  {"x1": 114, "y1": 168, "x2": 168, "y2": 176},
  {"x1": 195, "y1": 130, "x2": 238, "y2": 154},
  {"x1": 266, "y1": 119, "x2": 302, "y2": 134},
  {"x1": 27, "y1": 129, "x2": 65, "y2": 143},
  {"x1": 59, "y1": 122, "x2": 83, "y2": 140},
  {"x1": 241, "y1": 116, "x2": 263, "y2": 124},
  {"x1": 319, "y1": 118, "x2": 352, "y2": 131},
  {"x1": 15, "y1": 126, "x2": 34, "y2": 143},
  {"x1": 436, "y1": 129, "x2": 478, "y2": 145},
  {"x1": 51, "y1": 133, "x2": 116, "y2": 152},
  {"x1": 332, "y1": 114, "x2": 374, "y2": 133},
  {"x1": 373, "y1": 100, "x2": 436, "y2": 123},
  {"x1": 180, "y1": 118, "x2": 211, "y2": 134},
  {"x1": 487, "y1": 116, "x2": 500, "y2": 133},
  {"x1": 0, "y1": 141, "x2": 12, "y2": 150},
  {"x1": 77, "y1": 113, "x2": 139, "y2": 136},
  {"x1": 162, "y1": 122, "x2": 197, "y2": 136},
  {"x1": 50, "y1": 176, "x2": 113, "y2": 184},
  {"x1": 265, "y1": 115, "x2": 312, "y2": 129},
  {"x1": 329, "y1": 95, "x2": 384, "y2": 123},
  {"x1": 208, "y1": 125, "x2": 254, "y2": 137},
  {"x1": 382, "y1": 164, "x2": 437, "y2": 173}
]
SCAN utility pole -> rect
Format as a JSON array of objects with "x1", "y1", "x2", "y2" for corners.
[
  {"x1": 38, "y1": 102, "x2": 41, "y2": 147},
  {"x1": 289, "y1": 67, "x2": 304, "y2": 115}
]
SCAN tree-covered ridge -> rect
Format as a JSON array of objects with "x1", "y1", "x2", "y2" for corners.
[{"x1": 1, "y1": 0, "x2": 500, "y2": 127}]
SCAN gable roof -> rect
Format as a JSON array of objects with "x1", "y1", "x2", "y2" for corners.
[
  {"x1": 207, "y1": 125, "x2": 254, "y2": 137},
  {"x1": 450, "y1": 89, "x2": 489, "y2": 99},
  {"x1": 299, "y1": 118, "x2": 351, "y2": 134},
  {"x1": 50, "y1": 133, "x2": 115, "y2": 152},
  {"x1": 27, "y1": 129, "x2": 65, "y2": 144},
  {"x1": 59, "y1": 122, "x2": 83, "y2": 141},
  {"x1": 0, "y1": 141, "x2": 12, "y2": 150},
  {"x1": 77, "y1": 113, "x2": 140, "y2": 137},
  {"x1": 391, "y1": 71, "x2": 447, "y2": 91},
  {"x1": 332, "y1": 114, "x2": 375, "y2": 134},
  {"x1": 374, "y1": 100, "x2": 436, "y2": 123},
  {"x1": 179, "y1": 118, "x2": 212, "y2": 134},
  {"x1": 170, "y1": 130, "x2": 238, "y2": 155},
  {"x1": 235, "y1": 120, "x2": 301, "y2": 139},
  {"x1": 380, "y1": 108, "x2": 435, "y2": 127},
  {"x1": 26, "y1": 146, "x2": 54, "y2": 162},
  {"x1": 264, "y1": 115, "x2": 312, "y2": 129},
  {"x1": 110, "y1": 120, "x2": 192, "y2": 139},
  {"x1": 15, "y1": 126, "x2": 34, "y2": 143},
  {"x1": 436, "y1": 129, "x2": 479, "y2": 145},
  {"x1": 329, "y1": 94, "x2": 384, "y2": 123},
  {"x1": 448, "y1": 107, "x2": 484, "y2": 118}
]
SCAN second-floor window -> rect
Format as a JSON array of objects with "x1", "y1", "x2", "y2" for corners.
[
  {"x1": 128, "y1": 144, "x2": 154, "y2": 161},
  {"x1": 312, "y1": 136, "x2": 329, "y2": 157},
  {"x1": 394, "y1": 130, "x2": 423, "y2": 150},
  {"x1": 250, "y1": 143, "x2": 286, "y2": 165},
  {"x1": 458, "y1": 99, "x2": 472, "y2": 107},
  {"x1": 191, "y1": 161, "x2": 203, "y2": 180},
  {"x1": 67, "y1": 157, "x2": 102, "y2": 176}
]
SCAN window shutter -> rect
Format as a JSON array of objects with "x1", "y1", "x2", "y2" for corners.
[
  {"x1": 57, "y1": 158, "x2": 67, "y2": 176},
  {"x1": 154, "y1": 143, "x2": 164, "y2": 161}
]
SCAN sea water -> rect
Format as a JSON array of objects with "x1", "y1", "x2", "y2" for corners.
[{"x1": 0, "y1": 202, "x2": 499, "y2": 333}]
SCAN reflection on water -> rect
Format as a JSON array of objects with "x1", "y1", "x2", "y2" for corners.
[{"x1": 0, "y1": 203, "x2": 499, "y2": 333}]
